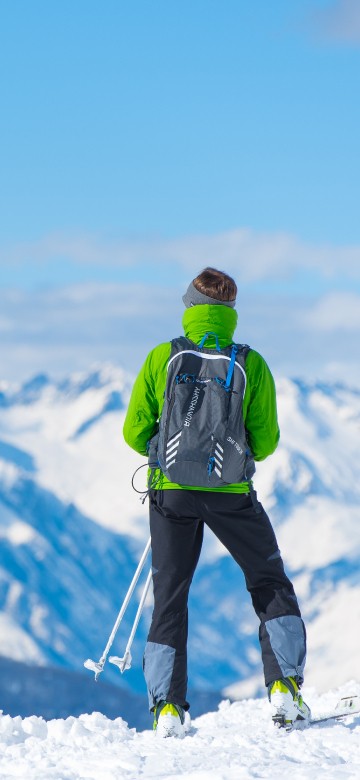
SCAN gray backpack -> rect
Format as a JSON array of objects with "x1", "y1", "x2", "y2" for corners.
[{"x1": 148, "y1": 332, "x2": 255, "y2": 487}]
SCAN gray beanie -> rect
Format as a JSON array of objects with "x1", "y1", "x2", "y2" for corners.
[{"x1": 182, "y1": 281, "x2": 236, "y2": 309}]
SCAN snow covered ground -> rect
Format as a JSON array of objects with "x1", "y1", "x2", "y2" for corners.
[{"x1": 1, "y1": 682, "x2": 359, "y2": 780}]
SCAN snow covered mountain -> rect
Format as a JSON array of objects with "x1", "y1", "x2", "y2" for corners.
[{"x1": 0, "y1": 365, "x2": 359, "y2": 711}]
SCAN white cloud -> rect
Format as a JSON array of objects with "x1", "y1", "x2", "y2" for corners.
[
  {"x1": 302, "y1": 291, "x2": 360, "y2": 331},
  {"x1": 1, "y1": 228, "x2": 360, "y2": 286},
  {"x1": 0, "y1": 283, "x2": 183, "y2": 382},
  {"x1": 310, "y1": 0, "x2": 360, "y2": 43},
  {"x1": 0, "y1": 283, "x2": 360, "y2": 387}
]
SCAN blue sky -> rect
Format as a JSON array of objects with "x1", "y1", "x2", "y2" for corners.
[{"x1": 1, "y1": 0, "x2": 360, "y2": 382}]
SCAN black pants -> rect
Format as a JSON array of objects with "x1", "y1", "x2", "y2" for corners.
[{"x1": 143, "y1": 489, "x2": 306, "y2": 711}]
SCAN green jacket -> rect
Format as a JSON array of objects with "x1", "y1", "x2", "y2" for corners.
[{"x1": 123, "y1": 304, "x2": 280, "y2": 492}]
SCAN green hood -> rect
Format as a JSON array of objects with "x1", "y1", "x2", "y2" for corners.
[{"x1": 182, "y1": 305, "x2": 238, "y2": 348}]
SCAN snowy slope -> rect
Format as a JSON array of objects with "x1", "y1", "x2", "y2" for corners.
[
  {"x1": 0, "y1": 366, "x2": 359, "y2": 701},
  {"x1": 0, "y1": 682, "x2": 359, "y2": 780},
  {"x1": 0, "y1": 367, "x2": 144, "y2": 536},
  {"x1": 252, "y1": 378, "x2": 360, "y2": 695}
]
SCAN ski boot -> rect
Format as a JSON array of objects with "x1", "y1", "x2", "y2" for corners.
[
  {"x1": 153, "y1": 701, "x2": 186, "y2": 738},
  {"x1": 269, "y1": 677, "x2": 311, "y2": 728}
]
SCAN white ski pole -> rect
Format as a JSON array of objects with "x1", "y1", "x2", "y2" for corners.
[
  {"x1": 84, "y1": 537, "x2": 151, "y2": 680},
  {"x1": 109, "y1": 566, "x2": 152, "y2": 673}
]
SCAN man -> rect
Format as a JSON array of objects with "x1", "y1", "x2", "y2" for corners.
[{"x1": 123, "y1": 267, "x2": 310, "y2": 737}]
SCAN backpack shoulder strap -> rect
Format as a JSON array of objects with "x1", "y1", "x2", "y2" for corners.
[
  {"x1": 169, "y1": 338, "x2": 251, "y2": 365},
  {"x1": 169, "y1": 336, "x2": 195, "y2": 357},
  {"x1": 234, "y1": 343, "x2": 251, "y2": 365},
  {"x1": 235, "y1": 343, "x2": 251, "y2": 355}
]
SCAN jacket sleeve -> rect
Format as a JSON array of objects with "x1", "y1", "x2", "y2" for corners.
[
  {"x1": 123, "y1": 343, "x2": 171, "y2": 456},
  {"x1": 123, "y1": 350, "x2": 159, "y2": 456},
  {"x1": 243, "y1": 349, "x2": 280, "y2": 461}
]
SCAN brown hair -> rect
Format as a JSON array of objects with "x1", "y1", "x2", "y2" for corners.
[{"x1": 193, "y1": 267, "x2": 237, "y2": 302}]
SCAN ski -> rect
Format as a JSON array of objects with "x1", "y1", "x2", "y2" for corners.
[
  {"x1": 309, "y1": 695, "x2": 360, "y2": 726},
  {"x1": 282, "y1": 695, "x2": 360, "y2": 731}
]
